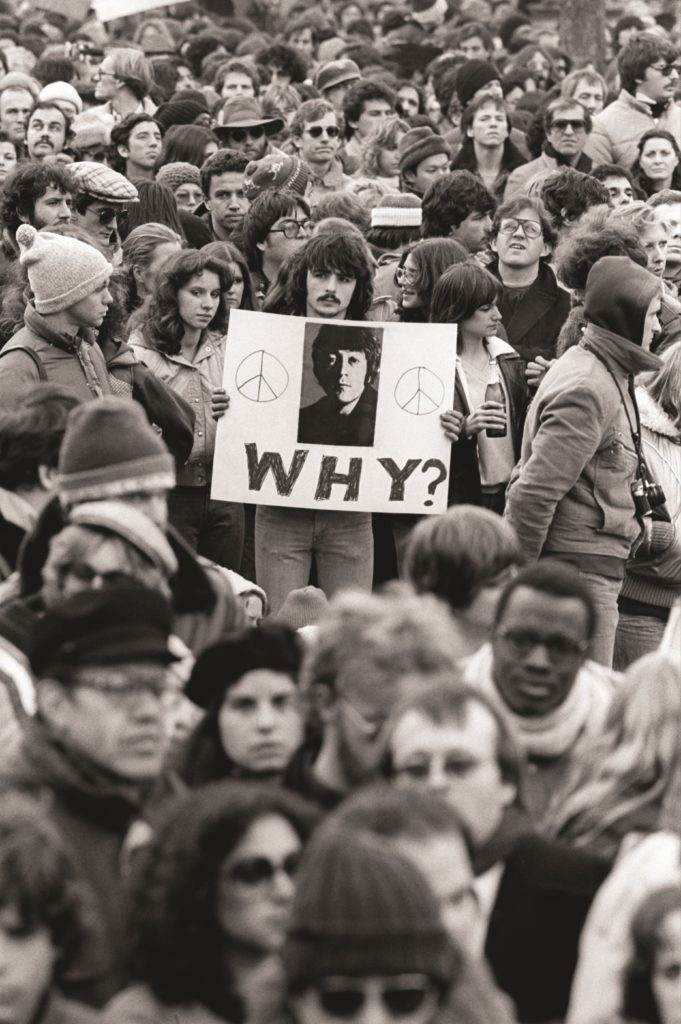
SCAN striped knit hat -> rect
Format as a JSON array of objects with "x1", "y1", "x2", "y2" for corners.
[
  {"x1": 371, "y1": 193, "x2": 422, "y2": 228},
  {"x1": 58, "y1": 398, "x2": 175, "y2": 507}
]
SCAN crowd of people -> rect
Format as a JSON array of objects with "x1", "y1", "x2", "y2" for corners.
[{"x1": 0, "y1": 0, "x2": 678, "y2": 1021}]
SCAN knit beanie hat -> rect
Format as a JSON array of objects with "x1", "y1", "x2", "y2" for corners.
[
  {"x1": 156, "y1": 161, "x2": 202, "y2": 193},
  {"x1": 271, "y1": 586, "x2": 328, "y2": 631},
  {"x1": 243, "y1": 153, "x2": 311, "y2": 201},
  {"x1": 283, "y1": 825, "x2": 457, "y2": 990},
  {"x1": 16, "y1": 225, "x2": 112, "y2": 315},
  {"x1": 371, "y1": 192, "x2": 422, "y2": 227},
  {"x1": 455, "y1": 60, "x2": 500, "y2": 108},
  {"x1": 584, "y1": 256, "x2": 661, "y2": 346},
  {"x1": 39, "y1": 81, "x2": 83, "y2": 114},
  {"x1": 69, "y1": 501, "x2": 178, "y2": 579},
  {"x1": 58, "y1": 397, "x2": 176, "y2": 507},
  {"x1": 155, "y1": 98, "x2": 209, "y2": 132},
  {"x1": 398, "y1": 126, "x2": 450, "y2": 173}
]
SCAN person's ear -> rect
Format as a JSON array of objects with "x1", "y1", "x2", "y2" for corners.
[
  {"x1": 291, "y1": 132, "x2": 302, "y2": 152},
  {"x1": 500, "y1": 778, "x2": 517, "y2": 809},
  {"x1": 402, "y1": 168, "x2": 415, "y2": 188},
  {"x1": 37, "y1": 464, "x2": 58, "y2": 492},
  {"x1": 309, "y1": 682, "x2": 336, "y2": 725},
  {"x1": 490, "y1": 234, "x2": 498, "y2": 254},
  {"x1": 540, "y1": 239, "x2": 550, "y2": 258},
  {"x1": 256, "y1": 239, "x2": 266, "y2": 253},
  {"x1": 132, "y1": 263, "x2": 145, "y2": 288},
  {"x1": 117, "y1": 143, "x2": 129, "y2": 160}
]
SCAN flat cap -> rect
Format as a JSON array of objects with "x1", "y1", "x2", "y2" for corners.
[{"x1": 69, "y1": 161, "x2": 139, "y2": 204}]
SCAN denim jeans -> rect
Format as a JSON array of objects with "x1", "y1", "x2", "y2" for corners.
[
  {"x1": 255, "y1": 505, "x2": 374, "y2": 614},
  {"x1": 577, "y1": 569, "x2": 623, "y2": 667},
  {"x1": 614, "y1": 611, "x2": 667, "y2": 671},
  {"x1": 168, "y1": 485, "x2": 244, "y2": 571}
]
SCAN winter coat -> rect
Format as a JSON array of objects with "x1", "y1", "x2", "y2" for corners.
[
  {"x1": 0, "y1": 305, "x2": 112, "y2": 405},
  {"x1": 450, "y1": 138, "x2": 527, "y2": 201},
  {"x1": 503, "y1": 150, "x2": 593, "y2": 200},
  {"x1": 488, "y1": 257, "x2": 571, "y2": 362},
  {"x1": 0, "y1": 717, "x2": 137, "y2": 1004},
  {"x1": 448, "y1": 336, "x2": 528, "y2": 506},
  {"x1": 130, "y1": 329, "x2": 225, "y2": 488},
  {"x1": 619, "y1": 387, "x2": 681, "y2": 610},
  {"x1": 585, "y1": 90, "x2": 681, "y2": 169}
]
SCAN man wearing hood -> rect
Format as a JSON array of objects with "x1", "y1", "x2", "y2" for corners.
[{"x1": 505, "y1": 256, "x2": 664, "y2": 667}]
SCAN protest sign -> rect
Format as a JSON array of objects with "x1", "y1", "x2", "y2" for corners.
[{"x1": 211, "y1": 310, "x2": 457, "y2": 515}]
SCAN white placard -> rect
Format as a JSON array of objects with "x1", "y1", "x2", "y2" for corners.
[
  {"x1": 211, "y1": 310, "x2": 457, "y2": 515},
  {"x1": 93, "y1": 0, "x2": 177, "y2": 22}
]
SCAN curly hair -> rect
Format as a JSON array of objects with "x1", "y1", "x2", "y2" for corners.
[
  {"x1": 553, "y1": 212, "x2": 647, "y2": 293},
  {"x1": 0, "y1": 790, "x2": 100, "y2": 989},
  {"x1": 310, "y1": 191, "x2": 370, "y2": 233},
  {"x1": 201, "y1": 240, "x2": 257, "y2": 312},
  {"x1": 617, "y1": 32, "x2": 678, "y2": 95},
  {"x1": 213, "y1": 57, "x2": 260, "y2": 96},
  {"x1": 141, "y1": 249, "x2": 232, "y2": 356},
  {"x1": 342, "y1": 79, "x2": 396, "y2": 139},
  {"x1": 256, "y1": 42, "x2": 308, "y2": 84},
  {"x1": 430, "y1": 261, "x2": 502, "y2": 324},
  {"x1": 421, "y1": 170, "x2": 495, "y2": 239},
  {"x1": 632, "y1": 129, "x2": 681, "y2": 198},
  {"x1": 540, "y1": 168, "x2": 609, "y2": 229},
  {"x1": 0, "y1": 161, "x2": 74, "y2": 240},
  {"x1": 359, "y1": 114, "x2": 409, "y2": 179},
  {"x1": 158, "y1": 123, "x2": 218, "y2": 170},
  {"x1": 311, "y1": 322, "x2": 381, "y2": 387},
  {"x1": 200, "y1": 147, "x2": 248, "y2": 197},
  {"x1": 284, "y1": 233, "x2": 374, "y2": 319},
  {"x1": 128, "y1": 781, "x2": 319, "y2": 1015},
  {"x1": 395, "y1": 81, "x2": 426, "y2": 119}
]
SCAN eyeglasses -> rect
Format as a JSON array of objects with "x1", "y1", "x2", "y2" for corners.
[
  {"x1": 92, "y1": 69, "x2": 117, "y2": 83},
  {"x1": 226, "y1": 851, "x2": 300, "y2": 886},
  {"x1": 306, "y1": 124, "x2": 341, "y2": 139},
  {"x1": 497, "y1": 629, "x2": 588, "y2": 660},
  {"x1": 550, "y1": 118, "x2": 587, "y2": 132},
  {"x1": 269, "y1": 217, "x2": 310, "y2": 239},
  {"x1": 397, "y1": 266, "x2": 418, "y2": 285},
  {"x1": 649, "y1": 63, "x2": 681, "y2": 78},
  {"x1": 96, "y1": 206, "x2": 118, "y2": 227},
  {"x1": 498, "y1": 218, "x2": 542, "y2": 238},
  {"x1": 315, "y1": 976, "x2": 437, "y2": 1020},
  {"x1": 225, "y1": 125, "x2": 265, "y2": 142}
]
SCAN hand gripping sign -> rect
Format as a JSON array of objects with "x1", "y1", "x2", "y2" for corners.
[{"x1": 212, "y1": 310, "x2": 457, "y2": 515}]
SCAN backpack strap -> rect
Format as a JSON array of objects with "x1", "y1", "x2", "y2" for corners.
[{"x1": 0, "y1": 346, "x2": 47, "y2": 381}]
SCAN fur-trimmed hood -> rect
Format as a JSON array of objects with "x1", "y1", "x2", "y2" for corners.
[{"x1": 636, "y1": 386, "x2": 681, "y2": 441}]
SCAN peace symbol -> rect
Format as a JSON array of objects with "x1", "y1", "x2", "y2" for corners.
[
  {"x1": 394, "y1": 366, "x2": 445, "y2": 415},
  {"x1": 235, "y1": 349, "x2": 289, "y2": 402}
]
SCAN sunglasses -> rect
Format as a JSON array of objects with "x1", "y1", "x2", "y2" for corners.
[
  {"x1": 306, "y1": 124, "x2": 340, "y2": 139},
  {"x1": 315, "y1": 977, "x2": 436, "y2": 1019},
  {"x1": 650, "y1": 63, "x2": 681, "y2": 78},
  {"x1": 550, "y1": 118, "x2": 586, "y2": 131},
  {"x1": 225, "y1": 125, "x2": 265, "y2": 142},
  {"x1": 227, "y1": 851, "x2": 299, "y2": 885},
  {"x1": 95, "y1": 206, "x2": 118, "y2": 227}
]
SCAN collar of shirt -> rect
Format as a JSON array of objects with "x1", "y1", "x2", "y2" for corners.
[{"x1": 311, "y1": 160, "x2": 346, "y2": 188}]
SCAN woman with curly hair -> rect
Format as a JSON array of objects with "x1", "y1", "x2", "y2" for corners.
[
  {"x1": 103, "y1": 782, "x2": 319, "y2": 1024},
  {"x1": 355, "y1": 115, "x2": 409, "y2": 190},
  {"x1": 130, "y1": 249, "x2": 244, "y2": 569},
  {"x1": 632, "y1": 130, "x2": 681, "y2": 199},
  {"x1": 0, "y1": 791, "x2": 106, "y2": 1022}
]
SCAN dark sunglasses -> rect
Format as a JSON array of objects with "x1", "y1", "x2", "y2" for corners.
[
  {"x1": 227, "y1": 851, "x2": 299, "y2": 885},
  {"x1": 551, "y1": 118, "x2": 586, "y2": 131},
  {"x1": 317, "y1": 982, "x2": 435, "y2": 1019},
  {"x1": 96, "y1": 207, "x2": 118, "y2": 227},
  {"x1": 226, "y1": 125, "x2": 265, "y2": 142},
  {"x1": 650, "y1": 63, "x2": 681, "y2": 78},
  {"x1": 306, "y1": 124, "x2": 340, "y2": 139}
]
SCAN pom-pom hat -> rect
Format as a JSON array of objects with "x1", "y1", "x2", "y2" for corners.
[{"x1": 16, "y1": 225, "x2": 112, "y2": 315}]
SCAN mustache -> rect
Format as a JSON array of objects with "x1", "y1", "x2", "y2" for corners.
[{"x1": 318, "y1": 293, "x2": 340, "y2": 303}]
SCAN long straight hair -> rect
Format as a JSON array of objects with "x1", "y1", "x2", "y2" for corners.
[{"x1": 430, "y1": 262, "x2": 502, "y2": 324}]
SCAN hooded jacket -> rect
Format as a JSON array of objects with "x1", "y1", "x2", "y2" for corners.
[{"x1": 505, "y1": 256, "x2": 662, "y2": 572}]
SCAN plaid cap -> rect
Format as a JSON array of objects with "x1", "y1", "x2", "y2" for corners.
[{"x1": 69, "y1": 161, "x2": 139, "y2": 204}]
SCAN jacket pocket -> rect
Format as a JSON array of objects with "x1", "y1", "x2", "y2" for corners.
[{"x1": 592, "y1": 432, "x2": 638, "y2": 537}]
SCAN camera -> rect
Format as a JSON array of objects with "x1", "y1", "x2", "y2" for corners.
[{"x1": 631, "y1": 476, "x2": 666, "y2": 516}]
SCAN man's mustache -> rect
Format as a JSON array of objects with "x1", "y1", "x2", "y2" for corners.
[{"x1": 318, "y1": 293, "x2": 339, "y2": 303}]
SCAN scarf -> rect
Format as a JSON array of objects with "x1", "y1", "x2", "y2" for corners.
[
  {"x1": 634, "y1": 91, "x2": 670, "y2": 121},
  {"x1": 581, "y1": 321, "x2": 662, "y2": 376},
  {"x1": 462, "y1": 643, "x2": 615, "y2": 758}
]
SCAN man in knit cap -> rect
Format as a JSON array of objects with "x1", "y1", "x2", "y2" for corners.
[
  {"x1": 0, "y1": 225, "x2": 113, "y2": 405},
  {"x1": 242, "y1": 152, "x2": 311, "y2": 202},
  {"x1": 398, "y1": 127, "x2": 451, "y2": 199},
  {"x1": 282, "y1": 823, "x2": 459, "y2": 1024}
]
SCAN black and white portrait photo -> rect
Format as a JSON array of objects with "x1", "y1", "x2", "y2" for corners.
[{"x1": 297, "y1": 322, "x2": 382, "y2": 447}]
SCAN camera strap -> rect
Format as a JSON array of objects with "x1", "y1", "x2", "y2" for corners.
[{"x1": 590, "y1": 352, "x2": 647, "y2": 481}]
